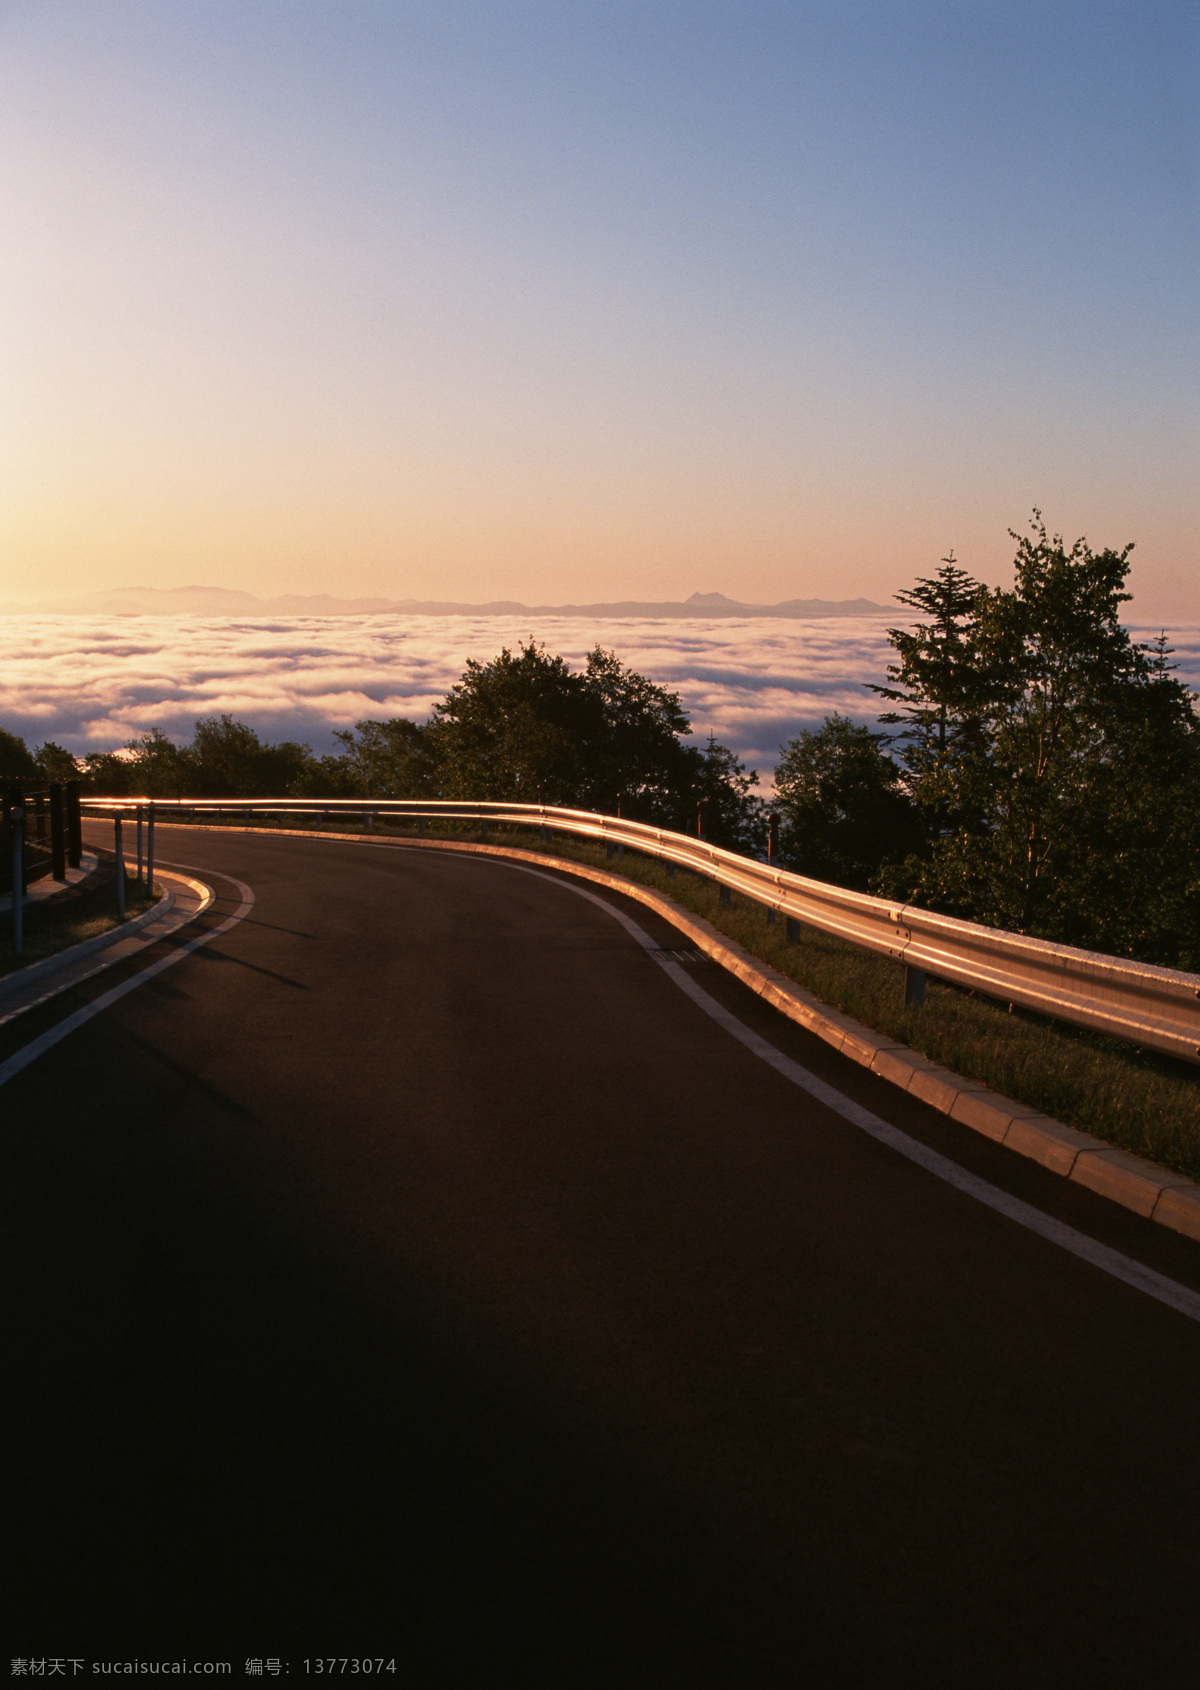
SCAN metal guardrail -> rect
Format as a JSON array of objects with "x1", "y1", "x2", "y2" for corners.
[{"x1": 80, "y1": 796, "x2": 1200, "y2": 1065}]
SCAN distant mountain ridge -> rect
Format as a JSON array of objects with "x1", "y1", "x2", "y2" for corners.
[{"x1": 7, "y1": 585, "x2": 892, "y2": 619}]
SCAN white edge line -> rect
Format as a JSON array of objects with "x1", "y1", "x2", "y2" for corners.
[
  {"x1": 455, "y1": 852, "x2": 1200, "y2": 1328},
  {"x1": 0, "y1": 874, "x2": 254, "y2": 1092}
]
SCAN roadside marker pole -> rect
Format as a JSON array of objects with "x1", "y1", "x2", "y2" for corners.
[
  {"x1": 136, "y1": 805, "x2": 144, "y2": 882},
  {"x1": 146, "y1": 804, "x2": 155, "y2": 894},
  {"x1": 11, "y1": 806, "x2": 24, "y2": 956},
  {"x1": 114, "y1": 816, "x2": 126, "y2": 920}
]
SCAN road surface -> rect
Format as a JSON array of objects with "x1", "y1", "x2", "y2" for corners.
[{"x1": 6, "y1": 826, "x2": 1200, "y2": 1683}]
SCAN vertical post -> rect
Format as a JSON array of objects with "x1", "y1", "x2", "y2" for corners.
[
  {"x1": 11, "y1": 807, "x2": 24, "y2": 956},
  {"x1": 136, "y1": 806, "x2": 144, "y2": 883},
  {"x1": 606, "y1": 841, "x2": 616, "y2": 860},
  {"x1": 904, "y1": 965, "x2": 927, "y2": 1008},
  {"x1": 785, "y1": 916, "x2": 800, "y2": 944},
  {"x1": 719, "y1": 883, "x2": 731, "y2": 907},
  {"x1": 114, "y1": 816, "x2": 126, "y2": 920},
  {"x1": 767, "y1": 812, "x2": 779, "y2": 861},
  {"x1": 66, "y1": 781, "x2": 83, "y2": 869},
  {"x1": 418, "y1": 817, "x2": 426, "y2": 837},
  {"x1": 665, "y1": 861, "x2": 675, "y2": 878},
  {"x1": 696, "y1": 800, "x2": 707, "y2": 840},
  {"x1": 50, "y1": 784, "x2": 67, "y2": 881},
  {"x1": 145, "y1": 804, "x2": 155, "y2": 894},
  {"x1": 480, "y1": 817, "x2": 489, "y2": 841}
]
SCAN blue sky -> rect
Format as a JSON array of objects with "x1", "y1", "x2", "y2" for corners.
[{"x1": 2, "y1": 1, "x2": 1196, "y2": 613}]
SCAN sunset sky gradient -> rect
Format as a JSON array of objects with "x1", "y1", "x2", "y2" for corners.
[{"x1": 2, "y1": 2, "x2": 1196, "y2": 614}]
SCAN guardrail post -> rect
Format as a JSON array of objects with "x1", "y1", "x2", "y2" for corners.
[
  {"x1": 11, "y1": 806, "x2": 24, "y2": 955},
  {"x1": 136, "y1": 805, "x2": 144, "y2": 883},
  {"x1": 418, "y1": 818, "x2": 426, "y2": 837},
  {"x1": 50, "y1": 784, "x2": 67, "y2": 881},
  {"x1": 540, "y1": 823, "x2": 551, "y2": 843},
  {"x1": 719, "y1": 883, "x2": 731, "y2": 907},
  {"x1": 146, "y1": 804, "x2": 155, "y2": 893},
  {"x1": 785, "y1": 916, "x2": 800, "y2": 944},
  {"x1": 66, "y1": 781, "x2": 82, "y2": 869},
  {"x1": 904, "y1": 965, "x2": 926, "y2": 1008},
  {"x1": 480, "y1": 817, "x2": 489, "y2": 841},
  {"x1": 114, "y1": 816, "x2": 126, "y2": 920}
]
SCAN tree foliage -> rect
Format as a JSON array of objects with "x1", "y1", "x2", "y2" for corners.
[
  {"x1": 876, "y1": 514, "x2": 1200, "y2": 965},
  {"x1": 40, "y1": 642, "x2": 762, "y2": 850},
  {"x1": 773, "y1": 714, "x2": 921, "y2": 889}
]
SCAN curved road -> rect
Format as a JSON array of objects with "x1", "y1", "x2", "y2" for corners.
[{"x1": 6, "y1": 826, "x2": 1200, "y2": 1683}]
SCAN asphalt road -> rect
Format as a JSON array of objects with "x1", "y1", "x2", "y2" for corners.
[{"x1": 6, "y1": 826, "x2": 1200, "y2": 1684}]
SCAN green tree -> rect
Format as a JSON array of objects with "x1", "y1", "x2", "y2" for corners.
[
  {"x1": 773, "y1": 714, "x2": 919, "y2": 888},
  {"x1": 0, "y1": 728, "x2": 38, "y2": 780},
  {"x1": 428, "y1": 643, "x2": 598, "y2": 804},
  {"x1": 189, "y1": 714, "x2": 314, "y2": 796},
  {"x1": 686, "y1": 734, "x2": 766, "y2": 853},
  {"x1": 579, "y1": 647, "x2": 695, "y2": 820},
  {"x1": 85, "y1": 727, "x2": 190, "y2": 796},
  {"x1": 329, "y1": 717, "x2": 440, "y2": 798},
  {"x1": 869, "y1": 552, "x2": 987, "y2": 836},
  {"x1": 879, "y1": 514, "x2": 1200, "y2": 962},
  {"x1": 34, "y1": 742, "x2": 82, "y2": 780}
]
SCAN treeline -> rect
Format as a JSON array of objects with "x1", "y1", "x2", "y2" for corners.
[
  {"x1": 0, "y1": 645, "x2": 766, "y2": 852},
  {"x1": 5, "y1": 514, "x2": 1198, "y2": 966},
  {"x1": 773, "y1": 515, "x2": 1200, "y2": 969}
]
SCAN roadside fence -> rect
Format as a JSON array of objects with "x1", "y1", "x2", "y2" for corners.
[
  {"x1": 78, "y1": 795, "x2": 1200, "y2": 1067},
  {"x1": 3, "y1": 781, "x2": 84, "y2": 957}
]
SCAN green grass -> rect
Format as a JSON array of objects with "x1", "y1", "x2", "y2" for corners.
[
  {"x1": 0, "y1": 874, "x2": 160, "y2": 979},
  {"x1": 170, "y1": 813, "x2": 1200, "y2": 1181}
]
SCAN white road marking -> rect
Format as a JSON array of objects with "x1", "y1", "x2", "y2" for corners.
[
  {"x1": 0, "y1": 873, "x2": 254, "y2": 1092},
  {"x1": 482, "y1": 855, "x2": 1200, "y2": 1327}
]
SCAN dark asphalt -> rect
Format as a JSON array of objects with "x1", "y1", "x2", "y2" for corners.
[{"x1": 6, "y1": 827, "x2": 1200, "y2": 1684}]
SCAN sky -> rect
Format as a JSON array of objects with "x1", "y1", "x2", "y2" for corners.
[{"x1": 2, "y1": 2, "x2": 1196, "y2": 616}]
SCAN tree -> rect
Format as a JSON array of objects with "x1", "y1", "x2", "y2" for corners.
[
  {"x1": 579, "y1": 647, "x2": 695, "y2": 820},
  {"x1": 0, "y1": 728, "x2": 37, "y2": 780},
  {"x1": 34, "y1": 742, "x2": 82, "y2": 780},
  {"x1": 877, "y1": 514, "x2": 1200, "y2": 963},
  {"x1": 89, "y1": 727, "x2": 191, "y2": 797},
  {"x1": 686, "y1": 734, "x2": 766, "y2": 854},
  {"x1": 773, "y1": 714, "x2": 920, "y2": 888},
  {"x1": 869, "y1": 552, "x2": 987, "y2": 836},
  {"x1": 428, "y1": 643, "x2": 599, "y2": 804},
  {"x1": 189, "y1": 714, "x2": 314, "y2": 796},
  {"x1": 329, "y1": 718, "x2": 441, "y2": 799}
]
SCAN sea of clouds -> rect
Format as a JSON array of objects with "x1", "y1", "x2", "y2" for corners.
[{"x1": 2, "y1": 613, "x2": 1198, "y2": 785}]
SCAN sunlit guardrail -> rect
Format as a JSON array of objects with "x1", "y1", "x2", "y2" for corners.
[{"x1": 81, "y1": 796, "x2": 1200, "y2": 1066}]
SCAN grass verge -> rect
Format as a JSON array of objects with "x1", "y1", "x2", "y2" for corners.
[
  {"x1": 0, "y1": 872, "x2": 160, "y2": 979},
  {"x1": 170, "y1": 814, "x2": 1200, "y2": 1182}
]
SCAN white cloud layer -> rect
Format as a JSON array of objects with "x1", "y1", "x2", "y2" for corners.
[{"x1": 2, "y1": 614, "x2": 1198, "y2": 785}]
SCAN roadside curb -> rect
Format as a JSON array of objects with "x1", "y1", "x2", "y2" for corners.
[
  {"x1": 0, "y1": 885, "x2": 174, "y2": 998},
  {"x1": 133, "y1": 822, "x2": 1200, "y2": 1244},
  {"x1": 0, "y1": 868, "x2": 217, "y2": 1027}
]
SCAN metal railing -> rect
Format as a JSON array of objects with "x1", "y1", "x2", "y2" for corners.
[{"x1": 80, "y1": 796, "x2": 1200, "y2": 1066}]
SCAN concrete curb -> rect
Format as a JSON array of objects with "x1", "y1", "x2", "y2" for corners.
[
  {"x1": 0, "y1": 884, "x2": 174, "y2": 997},
  {"x1": 133, "y1": 821, "x2": 1200, "y2": 1245}
]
